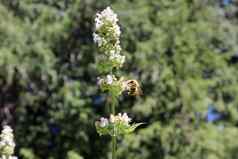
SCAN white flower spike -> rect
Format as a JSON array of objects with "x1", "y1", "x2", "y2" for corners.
[{"x1": 0, "y1": 125, "x2": 17, "y2": 159}]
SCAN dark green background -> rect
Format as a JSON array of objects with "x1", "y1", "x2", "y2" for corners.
[{"x1": 1, "y1": 0, "x2": 238, "y2": 159}]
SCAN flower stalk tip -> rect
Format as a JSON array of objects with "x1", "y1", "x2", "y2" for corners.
[
  {"x1": 0, "y1": 125, "x2": 17, "y2": 159},
  {"x1": 93, "y1": 7, "x2": 124, "y2": 70}
]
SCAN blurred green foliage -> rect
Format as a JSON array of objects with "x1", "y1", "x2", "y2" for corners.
[{"x1": 0, "y1": 0, "x2": 238, "y2": 159}]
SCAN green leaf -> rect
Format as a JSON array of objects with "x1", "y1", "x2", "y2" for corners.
[{"x1": 125, "y1": 123, "x2": 144, "y2": 134}]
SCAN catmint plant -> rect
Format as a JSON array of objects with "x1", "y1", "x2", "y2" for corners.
[
  {"x1": 0, "y1": 125, "x2": 17, "y2": 159},
  {"x1": 93, "y1": 7, "x2": 142, "y2": 159}
]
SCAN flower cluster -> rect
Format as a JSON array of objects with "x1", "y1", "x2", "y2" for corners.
[
  {"x1": 110, "y1": 113, "x2": 131, "y2": 124},
  {"x1": 93, "y1": 7, "x2": 125, "y2": 70},
  {"x1": 97, "y1": 75, "x2": 124, "y2": 96},
  {"x1": 95, "y1": 113, "x2": 141, "y2": 136},
  {"x1": 0, "y1": 125, "x2": 17, "y2": 159}
]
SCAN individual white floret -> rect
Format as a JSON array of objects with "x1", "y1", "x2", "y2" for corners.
[
  {"x1": 99, "y1": 117, "x2": 109, "y2": 127},
  {"x1": 110, "y1": 114, "x2": 116, "y2": 123},
  {"x1": 121, "y1": 113, "x2": 131, "y2": 124},
  {"x1": 93, "y1": 33, "x2": 103, "y2": 47},
  {"x1": 105, "y1": 75, "x2": 116, "y2": 85}
]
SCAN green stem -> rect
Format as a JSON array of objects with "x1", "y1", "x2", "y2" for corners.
[
  {"x1": 111, "y1": 96, "x2": 115, "y2": 115},
  {"x1": 111, "y1": 95, "x2": 117, "y2": 159},
  {"x1": 110, "y1": 70, "x2": 117, "y2": 159},
  {"x1": 112, "y1": 135, "x2": 117, "y2": 159}
]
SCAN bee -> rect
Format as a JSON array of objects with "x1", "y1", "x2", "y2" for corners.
[{"x1": 124, "y1": 80, "x2": 143, "y2": 96}]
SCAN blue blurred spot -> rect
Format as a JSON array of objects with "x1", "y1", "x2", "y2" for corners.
[
  {"x1": 48, "y1": 141, "x2": 55, "y2": 149},
  {"x1": 222, "y1": 0, "x2": 232, "y2": 6},
  {"x1": 48, "y1": 124, "x2": 61, "y2": 135},
  {"x1": 206, "y1": 105, "x2": 222, "y2": 122},
  {"x1": 92, "y1": 95, "x2": 105, "y2": 107}
]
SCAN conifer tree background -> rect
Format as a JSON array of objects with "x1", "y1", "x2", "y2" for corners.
[{"x1": 1, "y1": 0, "x2": 238, "y2": 159}]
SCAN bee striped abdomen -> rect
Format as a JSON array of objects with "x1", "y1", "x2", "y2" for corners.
[{"x1": 125, "y1": 80, "x2": 142, "y2": 96}]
